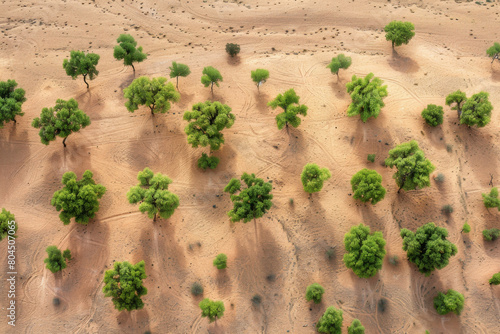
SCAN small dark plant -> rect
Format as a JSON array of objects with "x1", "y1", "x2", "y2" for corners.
[
  {"x1": 251, "y1": 294, "x2": 262, "y2": 305},
  {"x1": 226, "y1": 43, "x2": 240, "y2": 57},
  {"x1": 367, "y1": 154, "x2": 376, "y2": 163},
  {"x1": 191, "y1": 282, "x2": 204, "y2": 296},
  {"x1": 442, "y1": 205, "x2": 453, "y2": 214}
]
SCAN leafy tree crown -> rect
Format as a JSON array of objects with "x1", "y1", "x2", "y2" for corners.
[
  {"x1": 197, "y1": 153, "x2": 220, "y2": 170},
  {"x1": 327, "y1": 54, "x2": 352, "y2": 76},
  {"x1": 486, "y1": 42, "x2": 500, "y2": 63},
  {"x1": 461, "y1": 222, "x2": 471, "y2": 233},
  {"x1": 301, "y1": 163, "x2": 331, "y2": 194},
  {"x1": 213, "y1": 253, "x2": 227, "y2": 269},
  {"x1": 346, "y1": 73, "x2": 388, "y2": 122},
  {"x1": 482, "y1": 187, "x2": 500, "y2": 210},
  {"x1": 251, "y1": 69, "x2": 270, "y2": 87},
  {"x1": 199, "y1": 298, "x2": 225, "y2": 322},
  {"x1": 225, "y1": 43, "x2": 240, "y2": 57},
  {"x1": 305, "y1": 283, "x2": 325, "y2": 304},
  {"x1": 483, "y1": 228, "x2": 500, "y2": 241},
  {"x1": 460, "y1": 91, "x2": 493, "y2": 127},
  {"x1": 350, "y1": 169, "x2": 386, "y2": 204},
  {"x1": 0, "y1": 208, "x2": 17, "y2": 241},
  {"x1": 62, "y1": 50, "x2": 100, "y2": 88},
  {"x1": 316, "y1": 306, "x2": 343, "y2": 334},
  {"x1": 44, "y1": 246, "x2": 69, "y2": 273},
  {"x1": 384, "y1": 21, "x2": 415, "y2": 47},
  {"x1": 433, "y1": 289, "x2": 464, "y2": 315},
  {"x1": 103, "y1": 260, "x2": 148, "y2": 311},
  {"x1": 113, "y1": 34, "x2": 147, "y2": 69},
  {"x1": 124, "y1": 76, "x2": 180, "y2": 114},
  {"x1": 169, "y1": 61, "x2": 191, "y2": 79},
  {"x1": 421, "y1": 104, "x2": 444, "y2": 127},
  {"x1": 348, "y1": 319, "x2": 365, "y2": 334},
  {"x1": 0, "y1": 79, "x2": 26, "y2": 127},
  {"x1": 445, "y1": 90, "x2": 467, "y2": 113},
  {"x1": 490, "y1": 272, "x2": 500, "y2": 285},
  {"x1": 201, "y1": 66, "x2": 223, "y2": 88},
  {"x1": 268, "y1": 88, "x2": 308, "y2": 129}
]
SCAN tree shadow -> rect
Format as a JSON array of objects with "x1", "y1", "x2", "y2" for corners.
[
  {"x1": 226, "y1": 55, "x2": 241, "y2": 66},
  {"x1": 119, "y1": 72, "x2": 136, "y2": 92},
  {"x1": 215, "y1": 269, "x2": 232, "y2": 298},
  {"x1": 253, "y1": 91, "x2": 269, "y2": 113},
  {"x1": 490, "y1": 66, "x2": 500, "y2": 82},
  {"x1": 330, "y1": 80, "x2": 347, "y2": 99},
  {"x1": 116, "y1": 309, "x2": 151, "y2": 332},
  {"x1": 177, "y1": 91, "x2": 195, "y2": 109},
  {"x1": 388, "y1": 49, "x2": 420, "y2": 73},
  {"x1": 422, "y1": 123, "x2": 446, "y2": 151}
]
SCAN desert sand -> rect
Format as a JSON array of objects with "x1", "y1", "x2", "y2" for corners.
[{"x1": 1, "y1": 0, "x2": 500, "y2": 333}]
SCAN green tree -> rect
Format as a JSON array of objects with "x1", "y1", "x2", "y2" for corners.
[
  {"x1": 348, "y1": 319, "x2": 365, "y2": 334},
  {"x1": 460, "y1": 92, "x2": 493, "y2": 128},
  {"x1": 113, "y1": 34, "x2": 147, "y2": 72},
  {"x1": 384, "y1": 21, "x2": 415, "y2": 49},
  {"x1": 305, "y1": 283, "x2": 325, "y2": 304},
  {"x1": 199, "y1": 298, "x2": 225, "y2": 322},
  {"x1": 51, "y1": 170, "x2": 106, "y2": 225},
  {"x1": 31, "y1": 98, "x2": 90, "y2": 147},
  {"x1": 251, "y1": 68, "x2": 270, "y2": 92},
  {"x1": 385, "y1": 140, "x2": 435, "y2": 193},
  {"x1": 201, "y1": 66, "x2": 223, "y2": 95},
  {"x1": 421, "y1": 104, "x2": 444, "y2": 127},
  {"x1": 62, "y1": 50, "x2": 100, "y2": 89},
  {"x1": 483, "y1": 228, "x2": 500, "y2": 241},
  {"x1": 301, "y1": 163, "x2": 331, "y2": 194},
  {"x1": 213, "y1": 253, "x2": 227, "y2": 269},
  {"x1": 486, "y1": 42, "x2": 500, "y2": 64},
  {"x1": 433, "y1": 289, "x2": 464, "y2": 315},
  {"x1": 401, "y1": 222, "x2": 457, "y2": 276},
  {"x1": 127, "y1": 167, "x2": 180, "y2": 222},
  {"x1": 482, "y1": 187, "x2": 500, "y2": 210},
  {"x1": 489, "y1": 272, "x2": 500, "y2": 285},
  {"x1": 224, "y1": 173, "x2": 273, "y2": 223},
  {"x1": 350, "y1": 169, "x2": 386, "y2": 204},
  {"x1": 346, "y1": 73, "x2": 388, "y2": 122},
  {"x1": 44, "y1": 246, "x2": 70, "y2": 273},
  {"x1": 225, "y1": 43, "x2": 240, "y2": 57},
  {"x1": 183, "y1": 101, "x2": 235, "y2": 170},
  {"x1": 316, "y1": 306, "x2": 343, "y2": 334},
  {"x1": 343, "y1": 223, "x2": 386, "y2": 278},
  {"x1": 461, "y1": 222, "x2": 471, "y2": 233},
  {"x1": 169, "y1": 61, "x2": 191, "y2": 89},
  {"x1": 268, "y1": 88, "x2": 308, "y2": 130},
  {"x1": 445, "y1": 90, "x2": 467, "y2": 120},
  {"x1": 103, "y1": 260, "x2": 147, "y2": 311},
  {"x1": 0, "y1": 80, "x2": 26, "y2": 128},
  {"x1": 327, "y1": 54, "x2": 352, "y2": 80},
  {"x1": 63, "y1": 249, "x2": 72, "y2": 261},
  {"x1": 0, "y1": 208, "x2": 17, "y2": 241},
  {"x1": 124, "y1": 76, "x2": 180, "y2": 115}
]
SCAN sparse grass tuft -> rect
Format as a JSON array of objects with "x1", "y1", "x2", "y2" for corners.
[
  {"x1": 325, "y1": 247, "x2": 336, "y2": 260},
  {"x1": 52, "y1": 297, "x2": 60, "y2": 306},
  {"x1": 389, "y1": 255, "x2": 399, "y2": 266},
  {"x1": 289, "y1": 198, "x2": 294, "y2": 205},
  {"x1": 266, "y1": 274, "x2": 276, "y2": 282},
  {"x1": 434, "y1": 173, "x2": 445, "y2": 183},
  {"x1": 251, "y1": 294, "x2": 262, "y2": 305},
  {"x1": 446, "y1": 144, "x2": 453, "y2": 153},
  {"x1": 442, "y1": 205, "x2": 454, "y2": 214}
]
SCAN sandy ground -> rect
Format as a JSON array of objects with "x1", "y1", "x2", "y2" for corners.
[{"x1": 1, "y1": 0, "x2": 500, "y2": 333}]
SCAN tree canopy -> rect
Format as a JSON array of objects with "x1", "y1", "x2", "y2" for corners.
[
  {"x1": 433, "y1": 289, "x2": 464, "y2": 315},
  {"x1": 62, "y1": 50, "x2": 100, "y2": 88},
  {"x1": 169, "y1": 61, "x2": 191, "y2": 89},
  {"x1": 0, "y1": 79, "x2": 26, "y2": 128},
  {"x1": 199, "y1": 298, "x2": 225, "y2": 322},
  {"x1": 103, "y1": 260, "x2": 147, "y2": 311},
  {"x1": 316, "y1": 306, "x2": 343, "y2": 334},
  {"x1": 482, "y1": 187, "x2": 500, "y2": 210},
  {"x1": 201, "y1": 66, "x2": 223, "y2": 94},
  {"x1": 483, "y1": 228, "x2": 500, "y2": 241},
  {"x1": 51, "y1": 170, "x2": 106, "y2": 225},
  {"x1": 486, "y1": 42, "x2": 500, "y2": 64},
  {"x1": 213, "y1": 253, "x2": 227, "y2": 269},
  {"x1": 268, "y1": 88, "x2": 308, "y2": 130},
  {"x1": 305, "y1": 283, "x2": 325, "y2": 304},
  {"x1": 384, "y1": 21, "x2": 415, "y2": 48},
  {"x1": 31, "y1": 98, "x2": 91, "y2": 147},
  {"x1": 460, "y1": 91, "x2": 493, "y2": 128},
  {"x1": 445, "y1": 90, "x2": 467, "y2": 119},
  {"x1": 461, "y1": 222, "x2": 471, "y2": 233},
  {"x1": 490, "y1": 272, "x2": 500, "y2": 285},
  {"x1": 251, "y1": 69, "x2": 270, "y2": 92},
  {"x1": 301, "y1": 163, "x2": 331, "y2": 194},
  {"x1": 346, "y1": 73, "x2": 388, "y2": 122},
  {"x1": 327, "y1": 54, "x2": 352, "y2": 79},
  {"x1": 421, "y1": 104, "x2": 444, "y2": 127},
  {"x1": 224, "y1": 173, "x2": 273, "y2": 223},
  {"x1": 124, "y1": 76, "x2": 180, "y2": 115},
  {"x1": 350, "y1": 169, "x2": 386, "y2": 204},
  {"x1": 44, "y1": 246, "x2": 71, "y2": 273},
  {"x1": 401, "y1": 222, "x2": 457, "y2": 276},
  {"x1": 127, "y1": 167, "x2": 180, "y2": 222},
  {"x1": 343, "y1": 223, "x2": 386, "y2": 278},
  {"x1": 0, "y1": 208, "x2": 17, "y2": 241},
  {"x1": 348, "y1": 319, "x2": 365, "y2": 334},
  {"x1": 113, "y1": 34, "x2": 147, "y2": 71},
  {"x1": 225, "y1": 43, "x2": 240, "y2": 57},
  {"x1": 385, "y1": 140, "x2": 435, "y2": 193}
]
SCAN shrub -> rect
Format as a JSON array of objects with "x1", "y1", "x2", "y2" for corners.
[
  {"x1": 199, "y1": 298, "x2": 225, "y2": 322},
  {"x1": 44, "y1": 246, "x2": 70, "y2": 273},
  {"x1": 433, "y1": 289, "x2": 464, "y2": 315},
  {"x1": 367, "y1": 154, "x2": 375, "y2": 163},
  {"x1": 325, "y1": 247, "x2": 336, "y2": 260},
  {"x1": 213, "y1": 253, "x2": 228, "y2": 269},
  {"x1": 191, "y1": 282, "x2": 204, "y2": 296},
  {"x1": 316, "y1": 306, "x2": 343, "y2": 334},
  {"x1": 52, "y1": 298, "x2": 60, "y2": 306},
  {"x1": 301, "y1": 163, "x2": 331, "y2": 194},
  {"x1": 421, "y1": 104, "x2": 444, "y2": 126},
  {"x1": 483, "y1": 228, "x2": 500, "y2": 241},
  {"x1": 0, "y1": 208, "x2": 17, "y2": 241},
  {"x1": 251, "y1": 294, "x2": 262, "y2": 305},
  {"x1": 441, "y1": 205, "x2": 454, "y2": 214},
  {"x1": 305, "y1": 283, "x2": 325, "y2": 304},
  {"x1": 482, "y1": 187, "x2": 500, "y2": 210},
  {"x1": 350, "y1": 169, "x2": 386, "y2": 204},
  {"x1": 489, "y1": 272, "x2": 500, "y2": 285},
  {"x1": 197, "y1": 153, "x2": 220, "y2": 170},
  {"x1": 389, "y1": 255, "x2": 399, "y2": 266},
  {"x1": 347, "y1": 319, "x2": 365, "y2": 334},
  {"x1": 289, "y1": 198, "x2": 294, "y2": 205},
  {"x1": 378, "y1": 298, "x2": 387, "y2": 313},
  {"x1": 461, "y1": 222, "x2": 471, "y2": 233},
  {"x1": 225, "y1": 43, "x2": 240, "y2": 57},
  {"x1": 434, "y1": 173, "x2": 445, "y2": 182}
]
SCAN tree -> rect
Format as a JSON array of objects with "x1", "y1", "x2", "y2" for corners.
[
  {"x1": 0, "y1": 208, "x2": 17, "y2": 241},
  {"x1": 385, "y1": 140, "x2": 435, "y2": 193},
  {"x1": 225, "y1": 43, "x2": 240, "y2": 57},
  {"x1": 489, "y1": 272, "x2": 500, "y2": 285},
  {"x1": 169, "y1": 61, "x2": 191, "y2": 89},
  {"x1": 183, "y1": 101, "x2": 235, "y2": 170},
  {"x1": 213, "y1": 253, "x2": 227, "y2": 269},
  {"x1": 350, "y1": 169, "x2": 386, "y2": 204},
  {"x1": 0, "y1": 80, "x2": 26, "y2": 128},
  {"x1": 31, "y1": 98, "x2": 90, "y2": 147},
  {"x1": 445, "y1": 90, "x2": 467, "y2": 120},
  {"x1": 347, "y1": 319, "x2": 365, "y2": 334},
  {"x1": 482, "y1": 187, "x2": 500, "y2": 210},
  {"x1": 301, "y1": 163, "x2": 331, "y2": 194},
  {"x1": 400, "y1": 222, "x2": 457, "y2": 276},
  {"x1": 483, "y1": 228, "x2": 500, "y2": 241},
  {"x1": 124, "y1": 76, "x2": 180, "y2": 115},
  {"x1": 103, "y1": 260, "x2": 147, "y2": 311},
  {"x1": 44, "y1": 246, "x2": 70, "y2": 273},
  {"x1": 199, "y1": 298, "x2": 225, "y2": 322},
  {"x1": 343, "y1": 223, "x2": 386, "y2": 278},
  {"x1": 461, "y1": 222, "x2": 471, "y2": 233},
  {"x1": 201, "y1": 66, "x2": 223, "y2": 95},
  {"x1": 384, "y1": 21, "x2": 415, "y2": 49},
  {"x1": 113, "y1": 34, "x2": 147, "y2": 72},
  {"x1": 421, "y1": 104, "x2": 444, "y2": 127},
  {"x1": 267, "y1": 88, "x2": 308, "y2": 130},
  {"x1": 460, "y1": 92, "x2": 493, "y2": 128},
  {"x1": 433, "y1": 289, "x2": 464, "y2": 315},
  {"x1": 51, "y1": 171, "x2": 106, "y2": 225},
  {"x1": 316, "y1": 306, "x2": 343, "y2": 334},
  {"x1": 346, "y1": 73, "x2": 388, "y2": 122},
  {"x1": 305, "y1": 283, "x2": 325, "y2": 304},
  {"x1": 224, "y1": 173, "x2": 273, "y2": 223},
  {"x1": 63, "y1": 249, "x2": 72, "y2": 261},
  {"x1": 486, "y1": 42, "x2": 500, "y2": 64},
  {"x1": 251, "y1": 69, "x2": 269, "y2": 92},
  {"x1": 127, "y1": 167, "x2": 180, "y2": 222},
  {"x1": 326, "y1": 54, "x2": 352, "y2": 80},
  {"x1": 62, "y1": 50, "x2": 100, "y2": 89}
]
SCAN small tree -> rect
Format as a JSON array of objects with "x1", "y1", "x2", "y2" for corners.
[
  {"x1": 421, "y1": 104, "x2": 444, "y2": 127},
  {"x1": 169, "y1": 61, "x2": 191, "y2": 89},
  {"x1": 44, "y1": 246, "x2": 70, "y2": 273},
  {"x1": 301, "y1": 163, "x2": 331, "y2": 194},
  {"x1": 103, "y1": 260, "x2": 147, "y2": 311},
  {"x1": 433, "y1": 290, "x2": 464, "y2": 315},
  {"x1": 350, "y1": 169, "x2": 386, "y2": 204},
  {"x1": 346, "y1": 73, "x2": 388, "y2": 122},
  {"x1": 127, "y1": 167, "x2": 180, "y2": 222},
  {"x1": 63, "y1": 249, "x2": 72, "y2": 261},
  {"x1": 268, "y1": 88, "x2": 308, "y2": 130},
  {"x1": 224, "y1": 173, "x2": 273, "y2": 223},
  {"x1": 401, "y1": 222, "x2": 457, "y2": 276},
  {"x1": 199, "y1": 298, "x2": 225, "y2": 322},
  {"x1": 326, "y1": 54, "x2": 352, "y2": 80},
  {"x1": 124, "y1": 76, "x2": 180, "y2": 115},
  {"x1": 343, "y1": 223, "x2": 386, "y2": 278},
  {"x1": 51, "y1": 170, "x2": 106, "y2": 225},
  {"x1": 198, "y1": 153, "x2": 220, "y2": 170},
  {"x1": 384, "y1": 21, "x2": 415, "y2": 49},
  {"x1": 113, "y1": 34, "x2": 147, "y2": 72},
  {"x1": 0, "y1": 208, "x2": 17, "y2": 241},
  {"x1": 31, "y1": 98, "x2": 90, "y2": 147},
  {"x1": 316, "y1": 306, "x2": 343, "y2": 334},
  {"x1": 213, "y1": 253, "x2": 227, "y2": 269},
  {"x1": 305, "y1": 283, "x2": 325, "y2": 304},
  {"x1": 489, "y1": 272, "x2": 500, "y2": 285},
  {"x1": 251, "y1": 69, "x2": 269, "y2": 92},
  {"x1": 445, "y1": 90, "x2": 467, "y2": 120},
  {"x1": 486, "y1": 42, "x2": 500, "y2": 64},
  {"x1": 347, "y1": 319, "x2": 365, "y2": 334},
  {"x1": 460, "y1": 92, "x2": 493, "y2": 128},
  {"x1": 483, "y1": 228, "x2": 500, "y2": 241},
  {"x1": 62, "y1": 50, "x2": 100, "y2": 89},
  {"x1": 385, "y1": 140, "x2": 435, "y2": 193},
  {"x1": 225, "y1": 43, "x2": 240, "y2": 57},
  {"x1": 201, "y1": 66, "x2": 223, "y2": 95},
  {"x1": 0, "y1": 80, "x2": 26, "y2": 127},
  {"x1": 191, "y1": 282, "x2": 204, "y2": 295},
  {"x1": 482, "y1": 187, "x2": 500, "y2": 210},
  {"x1": 461, "y1": 222, "x2": 471, "y2": 233}
]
